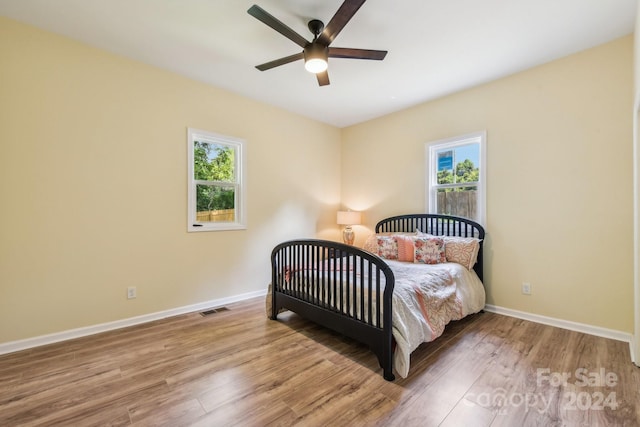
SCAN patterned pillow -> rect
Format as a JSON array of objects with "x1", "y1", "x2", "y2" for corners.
[
  {"x1": 376, "y1": 236, "x2": 398, "y2": 260},
  {"x1": 442, "y1": 236, "x2": 481, "y2": 270},
  {"x1": 413, "y1": 236, "x2": 446, "y2": 264},
  {"x1": 363, "y1": 233, "x2": 378, "y2": 253}
]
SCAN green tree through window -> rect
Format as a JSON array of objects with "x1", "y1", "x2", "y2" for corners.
[
  {"x1": 437, "y1": 159, "x2": 479, "y2": 191},
  {"x1": 194, "y1": 141, "x2": 235, "y2": 212}
]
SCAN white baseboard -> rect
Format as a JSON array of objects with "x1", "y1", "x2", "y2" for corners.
[
  {"x1": 3, "y1": 297, "x2": 633, "y2": 362},
  {"x1": 0, "y1": 289, "x2": 267, "y2": 356},
  {"x1": 484, "y1": 304, "x2": 634, "y2": 357}
]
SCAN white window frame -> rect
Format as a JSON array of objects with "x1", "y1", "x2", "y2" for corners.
[
  {"x1": 187, "y1": 128, "x2": 246, "y2": 232},
  {"x1": 425, "y1": 131, "x2": 486, "y2": 225}
]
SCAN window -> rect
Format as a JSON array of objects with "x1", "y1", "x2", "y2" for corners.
[
  {"x1": 426, "y1": 131, "x2": 486, "y2": 225},
  {"x1": 187, "y1": 128, "x2": 246, "y2": 232}
]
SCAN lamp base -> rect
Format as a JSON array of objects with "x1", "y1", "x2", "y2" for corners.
[{"x1": 342, "y1": 225, "x2": 355, "y2": 245}]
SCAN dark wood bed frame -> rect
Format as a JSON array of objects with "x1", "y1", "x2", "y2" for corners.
[{"x1": 270, "y1": 214, "x2": 485, "y2": 381}]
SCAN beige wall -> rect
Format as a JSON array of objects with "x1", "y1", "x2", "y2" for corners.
[
  {"x1": 342, "y1": 36, "x2": 634, "y2": 333},
  {"x1": 0, "y1": 17, "x2": 342, "y2": 343},
  {"x1": 0, "y1": 16, "x2": 634, "y2": 346}
]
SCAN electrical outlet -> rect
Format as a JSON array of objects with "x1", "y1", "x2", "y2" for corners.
[
  {"x1": 127, "y1": 286, "x2": 137, "y2": 299},
  {"x1": 521, "y1": 282, "x2": 531, "y2": 295}
]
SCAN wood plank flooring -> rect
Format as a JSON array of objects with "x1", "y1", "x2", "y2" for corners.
[{"x1": 0, "y1": 297, "x2": 638, "y2": 426}]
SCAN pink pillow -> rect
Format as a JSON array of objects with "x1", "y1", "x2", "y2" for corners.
[
  {"x1": 413, "y1": 236, "x2": 446, "y2": 264},
  {"x1": 396, "y1": 235, "x2": 415, "y2": 262}
]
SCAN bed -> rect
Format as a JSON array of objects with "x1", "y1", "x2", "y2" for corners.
[{"x1": 269, "y1": 213, "x2": 485, "y2": 381}]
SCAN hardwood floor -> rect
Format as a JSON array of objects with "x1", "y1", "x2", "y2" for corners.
[{"x1": 1, "y1": 297, "x2": 638, "y2": 426}]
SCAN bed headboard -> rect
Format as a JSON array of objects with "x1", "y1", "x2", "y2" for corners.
[{"x1": 375, "y1": 214, "x2": 485, "y2": 282}]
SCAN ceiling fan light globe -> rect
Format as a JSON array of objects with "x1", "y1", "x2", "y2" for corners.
[{"x1": 305, "y1": 58, "x2": 328, "y2": 73}]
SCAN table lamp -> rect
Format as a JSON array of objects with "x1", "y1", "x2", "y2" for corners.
[{"x1": 337, "y1": 210, "x2": 361, "y2": 245}]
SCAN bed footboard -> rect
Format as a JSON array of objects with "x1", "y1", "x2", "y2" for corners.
[{"x1": 270, "y1": 239, "x2": 396, "y2": 381}]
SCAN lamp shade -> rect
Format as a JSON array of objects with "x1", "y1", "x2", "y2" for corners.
[{"x1": 337, "y1": 211, "x2": 361, "y2": 225}]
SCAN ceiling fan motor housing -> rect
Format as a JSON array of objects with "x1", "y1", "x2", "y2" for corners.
[{"x1": 304, "y1": 43, "x2": 328, "y2": 61}]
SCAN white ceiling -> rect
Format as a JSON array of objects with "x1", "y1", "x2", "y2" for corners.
[{"x1": 0, "y1": 0, "x2": 636, "y2": 128}]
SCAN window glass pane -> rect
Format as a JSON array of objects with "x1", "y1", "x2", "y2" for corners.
[
  {"x1": 436, "y1": 144, "x2": 479, "y2": 185},
  {"x1": 193, "y1": 141, "x2": 235, "y2": 182},
  {"x1": 196, "y1": 185, "x2": 235, "y2": 223},
  {"x1": 437, "y1": 189, "x2": 477, "y2": 219}
]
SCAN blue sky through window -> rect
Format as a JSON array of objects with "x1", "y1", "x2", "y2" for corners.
[{"x1": 453, "y1": 144, "x2": 479, "y2": 167}]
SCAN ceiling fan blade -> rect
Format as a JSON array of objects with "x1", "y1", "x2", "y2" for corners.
[
  {"x1": 317, "y1": 0, "x2": 366, "y2": 46},
  {"x1": 316, "y1": 70, "x2": 330, "y2": 86},
  {"x1": 248, "y1": 5, "x2": 309, "y2": 48},
  {"x1": 329, "y1": 47, "x2": 387, "y2": 60},
  {"x1": 256, "y1": 52, "x2": 304, "y2": 71}
]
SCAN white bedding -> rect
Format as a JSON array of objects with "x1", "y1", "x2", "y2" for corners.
[
  {"x1": 273, "y1": 256, "x2": 485, "y2": 378},
  {"x1": 385, "y1": 260, "x2": 485, "y2": 378}
]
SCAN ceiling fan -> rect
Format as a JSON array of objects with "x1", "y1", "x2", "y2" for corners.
[{"x1": 247, "y1": 0, "x2": 387, "y2": 86}]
